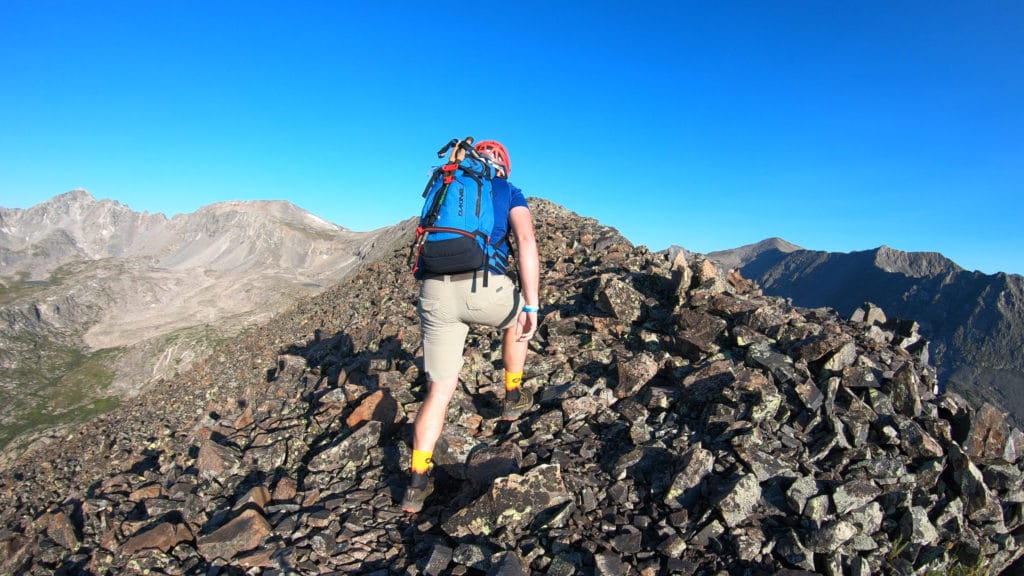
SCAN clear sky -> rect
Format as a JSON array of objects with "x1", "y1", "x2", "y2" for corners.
[{"x1": 2, "y1": 1, "x2": 1022, "y2": 274}]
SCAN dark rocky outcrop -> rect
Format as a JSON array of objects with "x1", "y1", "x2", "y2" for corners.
[
  {"x1": 708, "y1": 241, "x2": 1024, "y2": 429},
  {"x1": 1, "y1": 199, "x2": 1022, "y2": 575}
]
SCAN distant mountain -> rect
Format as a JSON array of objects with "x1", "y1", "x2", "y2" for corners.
[
  {"x1": 0, "y1": 189, "x2": 370, "y2": 279},
  {"x1": 708, "y1": 240, "x2": 1024, "y2": 425},
  {"x1": 0, "y1": 190, "x2": 404, "y2": 451},
  {"x1": 698, "y1": 237, "x2": 802, "y2": 272}
]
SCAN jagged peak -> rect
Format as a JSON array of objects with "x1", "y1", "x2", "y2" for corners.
[
  {"x1": 26, "y1": 189, "x2": 137, "y2": 218},
  {"x1": 43, "y1": 189, "x2": 99, "y2": 210},
  {"x1": 57, "y1": 188, "x2": 94, "y2": 202}
]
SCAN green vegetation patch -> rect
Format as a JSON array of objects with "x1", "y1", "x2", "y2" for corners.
[
  {"x1": 0, "y1": 338, "x2": 121, "y2": 450},
  {"x1": 0, "y1": 274, "x2": 51, "y2": 306}
]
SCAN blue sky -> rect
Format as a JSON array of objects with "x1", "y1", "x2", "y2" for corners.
[{"x1": 2, "y1": 2, "x2": 1022, "y2": 274}]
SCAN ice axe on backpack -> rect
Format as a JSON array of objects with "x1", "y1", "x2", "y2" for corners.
[
  {"x1": 436, "y1": 136, "x2": 477, "y2": 165},
  {"x1": 409, "y1": 137, "x2": 479, "y2": 272}
]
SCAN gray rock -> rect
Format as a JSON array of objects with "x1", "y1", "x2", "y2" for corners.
[
  {"x1": 717, "y1": 474, "x2": 761, "y2": 528},
  {"x1": 786, "y1": 475, "x2": 820, "y2": 516},
  {"x1": 889, "y1": 363, "x2": 923, "y2": 418},
  {"x1": 614, "y1": 351, "x2": 659, "y2": 399},
  {"x1": 900, "y1": 506, "x2": 939, "y2": 545},
  {"x1": 594, "y1": 551, "x2": 628, "y2": 576},
  {"x1": 898, "y1": 418, "x2": 945, "y2": 459},
  {"x1": 424, "y1": 544, "x2": 453, "y2": 576},
  {"x1": 486, "y1": 552, "x2": 525, "y2": 576},
  {"x1": 442, "y1": 464, "x2": 572, "y2": 537},
  {"x1": 306, "y1": 420, "x2": 381, "y2": 473},
  {"x1": 812, "y1": 519, "x2": 858, "y2": 553},
  {"x1": 453, "y1": 542, "x2": 495, "y2": 571},
  {"x1": 674, "y1": 308, "x2": 728, "y2": 360},
  {"x1": 597, "y1": 276, "x2": 644, "y2": 323},
  {"x1": 833, "y1": 479, "x2": 881, "y2": 516},
  {"x1": 466, "y1": 443, "x2": 523, "y2": 489},
  {"x1": 665, "y1": 444, "x2": 714, "y2": 510}
]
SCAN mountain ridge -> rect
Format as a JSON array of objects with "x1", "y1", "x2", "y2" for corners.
[
  {"x1": 708, "y1": 240, "x2": 1024, "y2": 426},
  {"x1": 0, "y1": 190, "x2": 361, "y2": 279}
]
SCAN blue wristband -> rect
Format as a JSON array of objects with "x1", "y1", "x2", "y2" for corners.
[{"x1": 522, "y1": 305, "x2": 539, "y2": 313}]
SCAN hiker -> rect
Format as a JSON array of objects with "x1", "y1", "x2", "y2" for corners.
[{"x1": 401, "y1": 139, "x2": 540, "y2": 513}]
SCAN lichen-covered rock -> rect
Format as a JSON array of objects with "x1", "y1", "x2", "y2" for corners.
[
  {"x1": 442, "y1": 464, "x2": 572, "y2": 538},
  {"x1": 196, "y1": 509, "x2": 271, "y2": 562},
  {"x1": 120, "y1": 522, "x2": 193, "y2": 556},
  {"x1": 717, "y1": 474, "x2": 762, "y2": 528},
  {"x1": 614, "y1": 351, "x2": 659, "y2": 399}
]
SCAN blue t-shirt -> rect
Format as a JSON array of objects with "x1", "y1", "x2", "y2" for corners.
[
  {"x1": 490, "y1": 178, "x2": 527, "y2": 245},
  {"x1": 489, "y1": 178, "x2": 528, "y2": 272}
]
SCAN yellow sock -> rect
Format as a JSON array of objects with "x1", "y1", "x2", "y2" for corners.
[
  {"x1": 505, "y1": 371, "x2": 522, "y2": 392},
  {"x1": 411, "y1": 449, "x2": 432, "y2": 474}
]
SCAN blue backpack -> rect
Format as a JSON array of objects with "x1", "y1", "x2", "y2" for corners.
[{"x1": 410, "y1": 137, "x2": 511, "y2": 283}]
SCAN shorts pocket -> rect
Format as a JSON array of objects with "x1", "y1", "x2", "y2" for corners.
[
  {"x1": 465, "y1": 286, "x2": 507, "y2": 311},
  {"x1": 466, "y1": 285, "x2": 518, "y2": 328}
]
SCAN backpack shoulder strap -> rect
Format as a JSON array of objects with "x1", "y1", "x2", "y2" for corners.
[
  {"x1": 487, "y1": 178, "x2": 517, "y2": 271},
  {"x1": 491, "y1": 177, "x2": 512, "y2": 204}
]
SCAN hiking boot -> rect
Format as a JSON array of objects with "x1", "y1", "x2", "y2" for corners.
[
  {"x1": 400, "y1": 472, "x2": 433, "y2": 513},
  {"x1": 501, "y1": 387, "x2": 533, "y2": 421}
]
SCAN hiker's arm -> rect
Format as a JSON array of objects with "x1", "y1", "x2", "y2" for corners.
[{"x1": 510, "y1": 206, "x2": 539, "y2": 308}]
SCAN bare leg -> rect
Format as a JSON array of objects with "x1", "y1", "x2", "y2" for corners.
[
  {"x1": 502, "y1": 327, "x2": 529, "y2": 376},
  {"x1": 412, "y1": 376, "x2": 459, "y2": 453}
]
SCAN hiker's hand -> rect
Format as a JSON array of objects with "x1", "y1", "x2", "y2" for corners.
[{"x1": 516, "y1": 310, "x2": 537, "y2": 342}]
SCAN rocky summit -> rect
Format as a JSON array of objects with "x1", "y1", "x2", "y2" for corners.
[{"x1": 1, "y1": 199, "x2": 1023, "y2": 576}]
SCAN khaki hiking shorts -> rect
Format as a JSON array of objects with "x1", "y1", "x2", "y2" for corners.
[{"x1": 418, "y1": 271, "x2": 523, "y2": 382}]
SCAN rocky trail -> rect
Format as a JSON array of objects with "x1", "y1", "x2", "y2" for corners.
[{"x1": 1, "y1": 200, "x2": 1022, "y2": 575}]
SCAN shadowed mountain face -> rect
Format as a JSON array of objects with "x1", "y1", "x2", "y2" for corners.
[
  {"x1": 0, "y1": 199, "x2": 1021, "y2": 575},
  {"x1": 0, "y1": 190, "x2": 406, "y2": 451},
  {"x1": 709, "y1": 241, "x2": 1024, "y2": 426}
]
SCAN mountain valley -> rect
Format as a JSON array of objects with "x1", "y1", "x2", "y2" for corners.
[{"x1": 0, "y1": 190, "x2": 406, "y2": 454}]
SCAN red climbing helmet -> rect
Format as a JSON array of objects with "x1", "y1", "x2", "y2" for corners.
[{"x1": 474, "y1": 140, "x2": 511, "y2": 177}]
